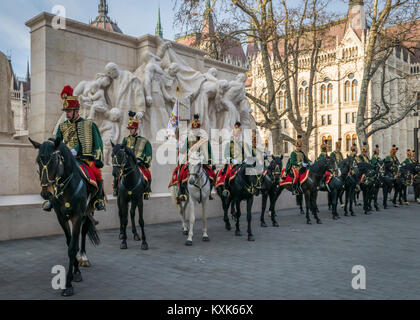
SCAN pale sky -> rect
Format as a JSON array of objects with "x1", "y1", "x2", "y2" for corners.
[{"x1": 0, "y1": 0, "x2": 177, "y2": 78}]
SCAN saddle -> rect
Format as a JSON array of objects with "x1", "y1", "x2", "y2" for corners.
[
  {"x1": 216, "y1": 166, "x2": 239, "y2": 188},
  {"x1": 280, "y1": 168, "x2": 309, "y2": 187},
  {"x1": 78, "y1": 162, "x2": 98, "y2": 190}
]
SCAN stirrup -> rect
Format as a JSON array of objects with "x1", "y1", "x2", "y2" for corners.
[
  {"x1": 222, "y1": 189, "x2": 230, "y2": 197},
  {"x1": 94, "y1": 199, "x2": 105, "y2": 211},
  {"x1": 179, "y1": 194, "x2": 188, "y2": 202}
]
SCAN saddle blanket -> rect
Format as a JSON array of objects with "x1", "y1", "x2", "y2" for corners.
[
  {"x1": 139, "y1": 166, "x2": 151, "y2": 182},
  {"x1": 279, "y1": 168, "x2": 309, "y2": 187},
  {"x1": 216, "y1": 165, "x2": 239, "y2": 188},
  {"x1": 78, "y1": 161, "x2": 100, "y2": 189},
  {"x1": 169, "y1": 164, "x2": 215, "y2": 188},
  {"x1": 324, "y1": 171, "x2": 332, "y2": 184}
]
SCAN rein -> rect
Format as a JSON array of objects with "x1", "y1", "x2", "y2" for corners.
[{"x1": 188, "y1": 163, "x2": 209, "y2": 204}]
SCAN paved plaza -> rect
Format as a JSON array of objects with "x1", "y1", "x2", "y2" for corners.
[{"x1": 0, "y1": 203, "x2": 420, "y2": 300}]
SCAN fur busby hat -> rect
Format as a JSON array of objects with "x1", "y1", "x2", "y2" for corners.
[
  {"x1": 192, "y1": 114, "x2": 201, "y2": 129},
  {"x1": 321, "y1": 140, "x2": 328, "y2": 153},
  {"x1": 351, "y1": 143, "x2": 358, "y2": 153},
  {"x1": 233, "y1": 121, "x2": 242, "y2": 136},
  {"x1": 362, "y1": 142, "x2": 368, "y2": 153},
  {"x1": 373, "y1": 144, "x2": 380, "y2": 155},
  {"x1": 61, "y1": 85, "x2": 79, "y2": 111},
  {"x1": 390, "y1": 145, "x2": 397, "y2": 155},
  {"x1": 336, "y1": 138, "x2": 342, "y2": 149},
  {"x1": 127, "y1": 111, "x2": 139, "y2": 129},
  {"x1": 296, "y1": 135, "x2": 303, "y2": 148}
]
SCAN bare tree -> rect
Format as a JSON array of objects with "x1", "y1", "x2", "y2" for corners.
[{"x1": 356, "y1": 0, "x2": 420, "y2": 148}]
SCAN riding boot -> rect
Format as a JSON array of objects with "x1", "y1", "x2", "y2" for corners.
[
  {"x1": 178, "y1": 183, "x2": 188, "y2": 202},
  {"x1": 144, "y1": 180, "x2": 152, "y2": 200},
  {"x1": 42, "y1": 198, "x2": 54, "y2": 212},
  {"x1": 93, "y1": 180, "x2": 105, "y2": 211}
]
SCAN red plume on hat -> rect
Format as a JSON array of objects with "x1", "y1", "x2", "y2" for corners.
[{"x1": 61, "y1": 85, "x2": 79, "y2": 110}]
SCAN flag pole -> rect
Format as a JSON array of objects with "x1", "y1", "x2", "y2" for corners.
[{"x1": 176, "y1": 86, "x2": 180, "y2": 168}]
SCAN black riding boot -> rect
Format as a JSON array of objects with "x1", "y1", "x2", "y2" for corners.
[
  {"x1": 94, "y1": 180, "x2": 105, "y2": 211},
  {"x1": 144, "y1": 180, "x2": 152, "y2": 200},
  {"x1": 42, "y1": 198, "x2": 54, "y2": 212}
]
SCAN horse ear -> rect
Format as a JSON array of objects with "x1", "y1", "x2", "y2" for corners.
[
  {"x1": 54, "y1": 137, "x2": 61, "y2": 149},
  {"x1": 111, "y1": 141, "x2": 115, "y2": 148},
  {"x1": 28, "y1": 137, "x2": 41, "y2": 149},
  {"x1": 280, "y1": 155, "x2": 284, "y2": 160}
]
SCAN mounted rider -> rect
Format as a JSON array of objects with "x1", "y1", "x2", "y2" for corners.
[
  {"x1": 348, "y1": 143, "x2": 358, "y2": 159},
  {"x1": 402, "y1": 149, "x2": 413, "y2": 166},
  {"x1": 330, "y1": 138, "x2": 344, "y2": 163},
  {"x1": 370, "y1": 145, "x2": 381, "y2": 165},
  {"x1": 172, "y1": 114, "x2": 216, "y2": 202},
  {"x1": 221, "y1": 121, "x2": 254, "y2": 197},
  {"x1": 283, "y1": 135, "x2": 311, "y2": 195},
  {"x1": 317, "y1": 141, "x2": 331, "y2": 191},
  {"x1": 116, "y1": 111, "x2": 153, "y2": 200},
  {"x1": 384, "y1": 145, "x2": 400, "y2": 165},
  {"x1": 43, "y1": 85, "x2": 105, "y2": 212},
  {"x1": 317, "y1": 140, "x2": 329, "y2": 160},
  {"x1": 357, "y1": 142, "x2": 370, "y2": 163}
]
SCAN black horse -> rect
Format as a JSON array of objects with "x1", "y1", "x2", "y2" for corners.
[
  {"x1": 389, "y1": 163, "x2": 405, "y2": 207},
  {"x1": 371, "y1": 160, "x2": 393, "y2": 210},
  {"x1": 29, "y1": 137, "x2": 100, "y2": 297},
  {"x1": 414, "y1": 163, "x2": 420, "y2": 203},
  {"x1": 111, "y1": 143, "x2": 149, "y2": 251},
  {"x1": 259, "y1": 155, "x2": 283, "y2": 227},
  {"x1": 358, "y1": 162, "x2": 377, "y2": 215},
  {"x1": 399, "y1": 162, "x2": 420, "y2": 205},
  {"x1": 218, "y1": 160, "x2": 258, "y2": 241}
]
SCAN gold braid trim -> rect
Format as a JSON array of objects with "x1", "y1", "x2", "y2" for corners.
[{"x1": 77, "y1": 120, "x2": 94, "y2": 157}]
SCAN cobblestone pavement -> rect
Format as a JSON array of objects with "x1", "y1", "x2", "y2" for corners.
[{"x1": 1, "y1": 202, "x2": 419, "y2": 300}]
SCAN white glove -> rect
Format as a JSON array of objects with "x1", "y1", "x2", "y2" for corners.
[
  {"x1": 302, "y1": 162, "x2": 308, "y2": 168},
  {"x1": 71, "y1": 149, "x2": 77, "y2": 157},
  {"x1": 309, "y1": 162, "x2": 313, "y2": 165},
  {"x1": 232, "y1": 159, "x2": 239, "y2": 165},
  {"x1": 136, "y1": 111, "x2": 144, "y2": 120}
]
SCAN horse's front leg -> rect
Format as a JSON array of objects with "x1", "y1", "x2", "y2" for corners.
[
  {"x1": 119, "y1": 197, "x2": 129, "y2": 250},
  {"x1": 382, "y1": 183, "x2": 388, "y2": 209},
  {"x1": 260, "y1": 192, "x2": 268, "y2": 227},
  {"x1": 78, "y1": 219, "x2": 91, "y2": 268},
  {"x1": 312, "y1": 192, "x2": 322, "y2": 224},
  {"x1": 186, "y1": 200, "x2": 195, "y2": 246},
  {"x1": 137, "y1": 198, "x2": 148, "y2": 250},
  {"x1": 201, "y1": 200, "x2": 209, "y2": 242},
  {"x1": 247, "y1": 197, "x2": 255, "y2": 241},
  {"x1": 269, "y1": 192, "x2": 280, "y2": 227},
  {"x1": 349, "y1": 186, "x2": 356, "y2": 216},
  {"x1": 304, "y1": 191, "x2": 311, "y2": 224},
  {"x1": 234, "y1": 199, "x2": 242, "y2": 236},
  {"x1": 130, "y1": 200, "x2": 140, "y2": 241},
  {"x1": 62, "y1": 215, "x2": 82, "y2": 297},
  {"x1": 331, "y1": 189, "x2": 339, "y2": 220},
  {"x1": 223, "y1": 197, "x2": 232, "y2": 231}
]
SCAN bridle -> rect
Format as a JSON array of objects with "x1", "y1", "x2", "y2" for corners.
[
  {"x1": 188, "y1": 162, "x2": 209, "y2": 204},
  {"x1": 237, "y1": 163, "x2": 258, "y2": 195},
  {"x1": 113, "y1": 148, "x2": 142, "y2": 196}
]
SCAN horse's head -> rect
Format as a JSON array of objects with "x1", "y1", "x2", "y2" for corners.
[
  {"x1": 188, "y1": 151, "x2": 204, "y2": 185},
  {"x1": 338, "y1": 157, "x2": 351, "y2": 176},
  {"x1": 326, "y1": 156, "x2": 340, "y2": 177},
  {"x1": 111, "y1": 142, "x2": 136, "y2": 176},
  {"x1": 268, "y1": 155, "x2": 283, "y2": 183},
  {"x1": 376, "y1": 160, "x2": 385, "y2": 177},
  {"x1": 29, "y1": 137, "x2": 65, "y2": 199},
  {"x1": 239, "y1": 158, "x2": 259, "y2": 195}
]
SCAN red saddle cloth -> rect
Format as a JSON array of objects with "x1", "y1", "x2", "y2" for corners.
[
  {"x1": 323, "y1": 171, "x2": 332, "y2": 184},
  {"x1": 215, "y1": 165, "x2": 239, "y2": 188},
  {"x1": 168, "y1": 164, "x2": 215, "y2": 188},
  {"x1": 79, "y1": 161, "x2": 100, "y2": 189},
  {"x1": 279, "y1": 168, "x2": 309, "y2": 187},
  {"x1": 138, "y1": 166, "x2": 151, "y2": 182}
]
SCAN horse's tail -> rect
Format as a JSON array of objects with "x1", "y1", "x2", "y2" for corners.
[{"x1": 86, "y1": 218, "x2": 101, "y2": 246}]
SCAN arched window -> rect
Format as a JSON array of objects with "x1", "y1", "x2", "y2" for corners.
[
  {"x1": 352, "y1": 80, "x2": 358, "y2": 101},
  {"x1": 344, "y1": 81, "x2": 350, "y2": 102},
  {"x1": 278, "y1": 91, "x2": 284, "y2": 109},
  {"x1": 305, "y1": 87, "x2": 309, "y2": 106},
  {"x1": 299, "y1": 88, "x2": 304, "y2": 107},
  {"x1": 327, "y1": 136, "x2": 332, "y2": 152},
  {"x1": 346, "y1": 134, "x2": 351, "y2": 151},
  {"x1": 320, "y1": 85, "x2": 326, "y2": 105},
  {"x1": 352, "y1": 134, "x2": 357, "y2": 147},
  {"x1": 327, "y1": 84, "x2": 333, "y2": 104}
]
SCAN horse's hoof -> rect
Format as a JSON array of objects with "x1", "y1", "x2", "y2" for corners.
[
  {"x1": 225, "y1": 223, "x2": 231, "y2": 231},
  {"x1": 351, "y1": 213, "x2": 356, "y2": 216},
  {"x1": 133, "y1": 234, "x2": 140, "y2": 241},
  {"x1": 316, "y1": 220, "x2": 322, "y2": 224},
  {"x1": 394, "y1": 205, "x2": 399, "y2": 208},
  {"x1": 185, "y1": 240, "x2": 193, "y2": 246},
  {"x1": 235, "y1": 230, "x2": 242, "y2": 236},
  {"x1": 73, "y1": 271, "x2": 82, "y2": 283},
  {"x1": 375, "y1": 207, "x2": 380, "y2": 212},
  {"x1": 272, "y1": 221, "x2": 279, "y2": 227},
  {"x1": 344, "y1": 213, "x2": 349, "y2": 217},
  {"x1": 341, "y1": 204, "x2": 345, "y2": 208},
  {"x1": 260, "y1": 221, "x2": 268, "y2": 228},
  {"x1": 300, "y1": 210, "x2": 304, "y2": 215},
  {"x1": 80, "y1": 260, "x2": 91, "y2": 268},
  {"x1": 61, "y1": 287, "x2": 74, "y2": 297},
  {"x1": 119, "y1": 233, "x2": 124, "y2": 240},
  {"x1": 307, "y1": 220, "x2": 312, "y2": 225},
  {"x1": 141, "y1": 242, "x2": 149, "y2": 250},
  {"x1": 383, "y1": 206, "x2": 387, "y2": 209},
  {"x1": 364, "y1": 211, "x2": 372, "y2": 215},
  {"x1": 333, "y1": 216, "x2": 339, "y2": 220},
  {"x1": 182, "y1": 230, "x2": 189, "y2": 236},
  {"x1": 202, "y1": 236, "x2": 210, "y2": 242},
  {"x1": 248, "y1": 235, "x2": 255, "y2": 241},
  {"x1": 120, "y1": 242, "x2": 127, "y2": 250}
]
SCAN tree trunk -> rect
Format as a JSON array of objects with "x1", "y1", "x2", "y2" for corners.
[{"x1": 271, "y1": 124, "x2": 283, "y2": 155}]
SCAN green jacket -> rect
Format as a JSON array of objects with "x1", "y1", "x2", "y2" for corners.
[
  {"x1": 122, "y1": 134, "x2": 152, "y2": 168},
  {"x1": 56, "y1": 117, "x2": 103, "y2": 162},
  {"x1": 370, "y1": 154, "x2": 381, "y2": 165},
  {"x1": 285, "y1": 150, "x2": 310, "y2": 172},
  {"x1": 317, "y1": 152, "x2": 328, "y2": 161},
  {"x1": 330, "y1": 151, "x2": 344, "y2": 163},
  {"x1": 224, "y1": 140, "x2": 254, "y2": 164},
  {"x1": 402, "y1": 158, "x2": 413, "y2": 166},
  {"x1": 180, "y1": 136, "x2": 213, "y2": 165},
  {"x1": 384, "y1": 155, "x2": 400, "y2": 165},
  {"x1": 357, "y1": 154, "x2": 370, "y2": 163}
]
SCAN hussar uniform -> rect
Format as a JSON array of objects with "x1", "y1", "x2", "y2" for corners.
[
  {"x1": 357, "y1": 143, "x2": 370, "y2": 163},
  {"x1": 370, "y1": 145, "x2": 381, "y2": 165},
  {"x1": 52, "y1": 85, "x2": 105, "y2": 211},
  {"x1": 384, "y1": 145, "x2": 400, "y2": 165},
  {"x1": 402, "y1": 150, "x2": 413, "y2": 166},
  {"x1": 283, "y1": 135, "x2": 310, "y2": 195},
  {"x1": 330, "y1": 139, "x2": 344, "y2": 163}
]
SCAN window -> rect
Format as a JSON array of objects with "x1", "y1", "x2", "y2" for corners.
[
  {"x1": 327, "y1": 136, "x2": 332, "y2": 152},
  {"x1": 352, "y1": 112, "x2": 357, "y2": 123},
  {"x1": 352, "y1": 134, "x2": 357, "y2": 147},
  {"x1": 284, "y1": 141, "x2": 289, "y2": 153},
  {"x1": 278, "y1": 92, "x2": 284, "y2": 109},
  {"x1": 283, "y1": 119, "x2": 288, "y2": 129},
  {"x1": 321, "y1": 115, "x2": 326, "y2": 126},
  {"x1": 345, "y1": 112, "x2": 350, "y2": 124},
  {"x1": 305, "y1": 87, "x2": 309, "y2": 106},
  {"x1": 346, "y1": 134, "x2": 351, "y2": 151},
  {"x1": 327, "y1": 84, "x2": 333, "y2": 104},
  {"x1": 299, "y1": 88, "x2": 304, "y2": 107},
  {"x1": 352, "y1": 80, "x2": 358, "y2": 101},
  {"x1": 344, "y1": 81, "x2": 351, "y2": 102},
  {"x1": 320, "y1": 85, "x2": 326, "y2": 104},
  {"x1": 328, "y1": 114, "x2": 332, "y2": 125}
]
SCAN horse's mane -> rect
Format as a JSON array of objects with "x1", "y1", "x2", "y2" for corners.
[
  {"x1": 310, "y1": 157, "x2": 327, "y2": 174},
  {"x1": 123, "y1": 144, "x2": 137, "y2": 165},
  {"x1": 357, "y1": 162, "x2": 374, "y2": 171}
]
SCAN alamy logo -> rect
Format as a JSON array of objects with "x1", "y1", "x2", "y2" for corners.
[
  {"x1": 52, "y1": 5, "x2": 66, "y2": 30},
  {"x1": 51, "y1": 265, "x2": 66, "y2": 290},
  {"x1": 351, "y1": 265, "x2": 366, "y2": 290}
]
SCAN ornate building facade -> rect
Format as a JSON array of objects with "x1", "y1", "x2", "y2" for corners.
[{"x1": 247, "y1": 0, "x2": 420, "y2": 160}]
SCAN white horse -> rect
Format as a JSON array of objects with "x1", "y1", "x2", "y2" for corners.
[
  {"x1": 170, "y1": 183, "x2": 190, "y2": 236},
  {"x1": 185, "y1": 151, "x2": 211, "y2": 246}
]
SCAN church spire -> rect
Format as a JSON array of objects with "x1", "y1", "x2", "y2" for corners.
[
  {"x1": 98, "y1": 0, "x2": 108, "y2": 16},
  {"x1": 203, "y1": 0, "x2": 215, "y2": 35},
  {"x1": 155, "y1": 6, "x2": 163, "y2": 38}
]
